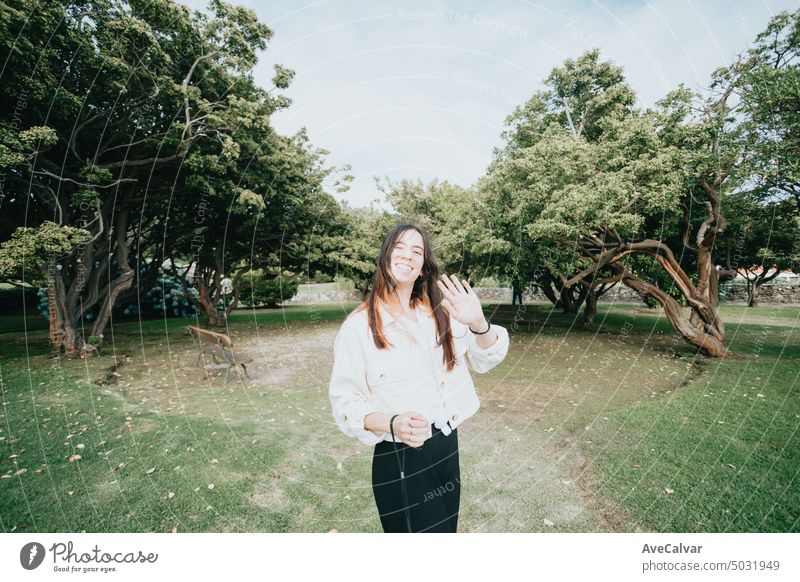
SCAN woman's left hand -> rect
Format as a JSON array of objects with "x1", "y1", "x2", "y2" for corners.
[{"x1": 437, "y1": 274, "x2": 487, "y2": 329}]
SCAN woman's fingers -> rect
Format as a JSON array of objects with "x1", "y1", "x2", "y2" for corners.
[
  {"x1": 437, "y1": 279, "x2": 455, "y2": 300},
  {"x1": 462, "y1": 278, "x2": 475, "y2": 296},
  {"x1": 399, "y1": 411, "x2": 428, "y2": 446},
  {"x1": 449, "y1": 273, "x2": 466, "y2": 294},
  {"x1": 439, "y1": 274, "x2": 457, "y2": 295},
  {"x1": 400, "y1": 412, "x2": 428, "y2": 446}
]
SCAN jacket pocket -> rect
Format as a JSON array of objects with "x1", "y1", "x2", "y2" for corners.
[{"x1": 366, "y1": 357, "x2": 413, "y2": 390}]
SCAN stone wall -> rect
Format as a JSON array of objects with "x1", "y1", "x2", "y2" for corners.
[
  {"x1": 285, "y1": 290, "x2": 362, "y2": 305},
  {"x1": 283, "y1": 285, "x2": 645, "y2": 305},
  {"x1": 721, "y1": 282, "x2": 800, "y2": 305},
  {"x1": 283, "y1": 282, "x2": 800, "y2": 306},
  {"x1": 471, "y1": 285, "x2": 646, "y2": 304}
]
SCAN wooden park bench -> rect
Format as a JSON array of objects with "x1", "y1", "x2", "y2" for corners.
[{"x1": 185, "y1": 325, "x2": 253, "y2": 383}]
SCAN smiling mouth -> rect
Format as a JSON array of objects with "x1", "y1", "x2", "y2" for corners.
[{"x1": 395, "y1": 263, "x2": 413, "y2": 273}]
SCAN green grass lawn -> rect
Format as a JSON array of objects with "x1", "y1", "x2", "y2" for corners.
[{"x1": 0, "y1": 303, "x2": 797, "y2": 532}]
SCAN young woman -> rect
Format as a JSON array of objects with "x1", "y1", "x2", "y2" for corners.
[{"x1": 328, "y1": 223, "x2": 509, "y2": 533}]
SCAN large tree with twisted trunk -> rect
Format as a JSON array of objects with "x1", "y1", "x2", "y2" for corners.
[{"x1": 484, "y1": 50, "x2": 746, "y2": 356}]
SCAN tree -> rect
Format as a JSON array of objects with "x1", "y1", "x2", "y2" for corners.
[
  {"x1": 715, "y1": 10, "x2": 800, "y2": 306},
  {"x1": 485, "y1": 50, "x2": 745, "y2": 356},
  {"x1": 734, "y1": 10, "x2": 800, "y2": 209},
  {"x1": 166, "y1": 123, "x2": 341, "y2": 326},
  {"x1": 0, "y1": 0, "x2": 293, "y2": 352},
  {"x1": 0, "y1": 221, "x2": 91, "y2": 352},
  {"x1": 483, "y1": 51, "x2": 639, "y2": 319},
  {"x1": 719, "y1": 195, "x2": 799, "y2": 306}
]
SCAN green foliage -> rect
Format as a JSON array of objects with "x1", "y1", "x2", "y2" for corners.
[
  {"x1": 499, "y1": 49, "x2": 636, "y2": 154},
  {"x1": 483, "y1": 49, "x2": 695, "y2": 293},
  {"x1": 0, "y1": 221, "x2": 91, "y2": 281},
  {"x1": 19, "y1": 126, "x2": 58, "y2": 147},
  {"x1": 0, "y1": 0, "x2": 344, "y2": 344},
  {"x1": 380, "y1": 177, "x2": 501, "y2": 277},
  {"x1": 240, "y1": 271, "x2": 300, "y2": 307},
  {"x1": 733, "y1": 10, "x2": 800, "y2": 201},
  {"x1": 79, "y1": 164, "x2": 113, "y2": 184},
  {"x1": 272, "y1": 64, "x2": 295, "y2": 89},
  {"x1": 314, "y1": 203, "x2": 396, "y2": 294}
]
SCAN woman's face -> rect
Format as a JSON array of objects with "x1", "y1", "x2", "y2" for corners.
[{"x1": 389, "y1": 229, "x2": 425, "y2": 286}]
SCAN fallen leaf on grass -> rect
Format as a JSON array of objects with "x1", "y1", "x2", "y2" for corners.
[
  {"x1": 167, "y1": 491, "x2": 175, "y2": 499},
  {"x1": 68, "y1": 455, "x2": 81, "y2": 462},
  {"x1": 145, "y1": 467, "x2": 155, "y2": 475},
  {"x1": 543, "y1": 518, "x2": 554, "y2": 527},
  {"x1": 664, "y1": 487, "x2": 674, "y2": 494}
]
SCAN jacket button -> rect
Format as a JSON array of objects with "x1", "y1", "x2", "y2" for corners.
[
  {"x1": 343, "y1": 415, "x2": 348, "y2": 422},
  {"x1": 379, "y1": 373, "x2": 386, "y2": 380},
  {"x1": 451, "y1": 415, "x2": 458, "y2": 422},
  {"x1": 440, "y1": 380, "x2": 445, "y2": 389}
]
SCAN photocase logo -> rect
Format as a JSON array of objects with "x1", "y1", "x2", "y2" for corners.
[{"x1": 20, "y1": 542, "x2": 46, "y2": 570}]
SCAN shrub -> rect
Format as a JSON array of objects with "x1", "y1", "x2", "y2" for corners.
[{"x1": 240, "y1": 272, "x2": 300, "y2": 307}]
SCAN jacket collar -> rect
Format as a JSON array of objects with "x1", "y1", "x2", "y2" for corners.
[{"x1": 377, "y1": 299, "x2": 432, "y2": 328}]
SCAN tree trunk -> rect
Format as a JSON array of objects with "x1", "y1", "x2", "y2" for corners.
[
  {"x1": 582, "y1": 287, "x2": 597, "y2": 324},
  {"x1": 90, "y1": 210, "x2": 134, "y2": 347},
  {"x1": 196, "y1": 281, "x2": 227, "y2": 327},
  {"x1": 745, "y1": 268, "x2": 780, "y2": 308},
  {"x1": 747, "y1": 282, "x2": 759, "y2": 308},
  {"x1": 560, "y1": 284, "x2": 588, "y2": 314},
  {"x1": 614, "y1": 264, "x2": 729, "y2": 357},
  {"x1": 537, "y1": 271, "x2": 562, "y2": 308},
  {"x1": 45, "y1": 260, "x2": 81, "y2": 357}
]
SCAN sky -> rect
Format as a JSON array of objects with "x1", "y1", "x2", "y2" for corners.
[{"x1": 179, "y1": 0, "x2": 799, "y2": 208}]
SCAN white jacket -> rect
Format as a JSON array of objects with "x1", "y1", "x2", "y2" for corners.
[{"x1": 328, "y1": 302, "x2": 510, "y2": 445}]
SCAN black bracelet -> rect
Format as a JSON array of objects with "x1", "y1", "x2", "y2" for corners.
[{"x1": 469, "y1": 320, "x2": 491, "y2": 335}]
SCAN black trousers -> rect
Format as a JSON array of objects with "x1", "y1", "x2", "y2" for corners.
[{"x1": 372, "y1": 424, "x2": 460, "y2": 533}]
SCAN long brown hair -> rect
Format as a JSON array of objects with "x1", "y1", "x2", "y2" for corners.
[{"x1": 354, "y1": 223, "x2": 456, "y2": 372}]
